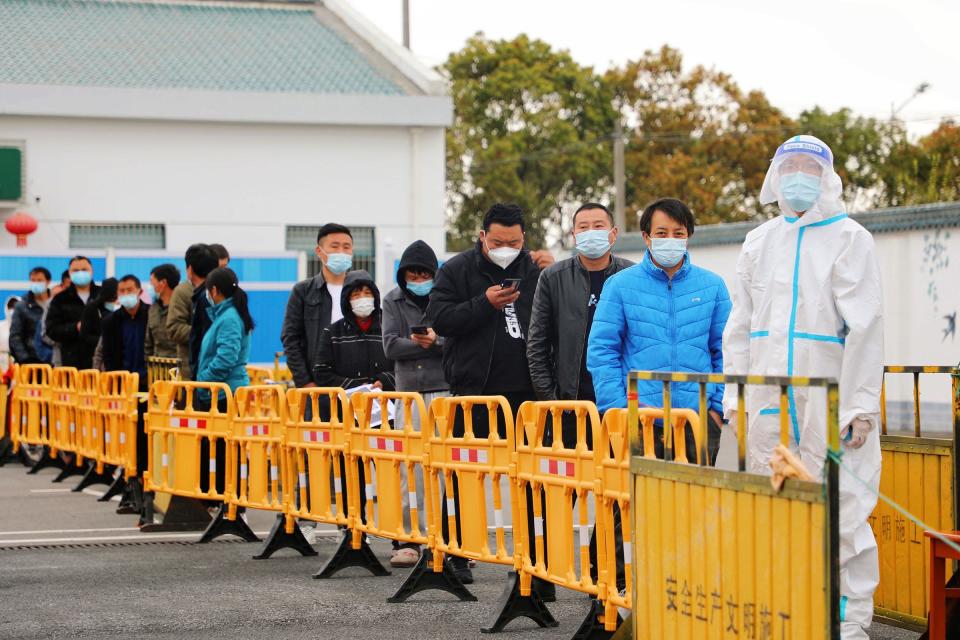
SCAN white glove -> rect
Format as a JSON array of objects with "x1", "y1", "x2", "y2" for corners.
[{"x1": 842, "y1": 417, "x2": 872, "y2": 449}]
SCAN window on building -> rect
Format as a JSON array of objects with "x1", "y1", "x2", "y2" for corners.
[
  {"x1": 285, "y1": 225, "x2": 376, "y2": 279},
  {"x1": 69, "y1": 223, "x2": 165, "y2": 249}
]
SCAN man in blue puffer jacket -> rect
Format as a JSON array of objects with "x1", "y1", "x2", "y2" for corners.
[{"x1": 587, "y1": 198, "x2": 731, "y2": 463}]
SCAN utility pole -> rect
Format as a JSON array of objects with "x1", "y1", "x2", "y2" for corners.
[
  {"x1": 613, "y1": 119, "x2": 626, "y2": 231},
  {"x1": 402, "y1": 0, "x2": 410, "y2": 49}
]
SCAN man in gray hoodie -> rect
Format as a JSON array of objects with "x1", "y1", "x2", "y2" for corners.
[{"x1": 381, "y1": 239, "x2": 447, "y2": 568}]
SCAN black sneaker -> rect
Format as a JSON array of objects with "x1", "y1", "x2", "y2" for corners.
[
  {"x1": 448, "y1": 556, "x2": 474, "y2": 585},
  {"x1": 533, "y1": 577, "x2": 556, "y2": 602}
]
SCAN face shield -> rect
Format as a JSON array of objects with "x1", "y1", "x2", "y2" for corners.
[{"x1": 759, "y1": 135, "x2": 844, "y2": 219}]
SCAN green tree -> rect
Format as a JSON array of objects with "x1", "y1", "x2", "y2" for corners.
[
  {"x1": 882, "y1": 120, "x2": 960, "y2": 206},
  {"x1": 605, "y1": 46, "x2": 795, "y2": 229},
  {"x1": 442, "y1": 34, "x2": 617, "y2": 249}
]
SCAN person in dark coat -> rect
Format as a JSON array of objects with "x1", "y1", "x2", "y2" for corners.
[
  {"x1": 9, "y1": 267, "x2": 52, "y2": 364},
  {"x1": 312, "y1": 270, "x2": 394, "y2": 391},
  {"x1": 101, "y1": 275, "x2": 149, "y2": 391},
  {"x1": 81, "y1": 278, "x2": 118, "y2": 371},
  {"x1": 45, "y1": 256, "x2": 102, "y2": 369}
]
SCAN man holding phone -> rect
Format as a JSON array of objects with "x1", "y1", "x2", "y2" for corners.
[{"x1": 381, "y1": 239, "x2": 448, "y2": 568}]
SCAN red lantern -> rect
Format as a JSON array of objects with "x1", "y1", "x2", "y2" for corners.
[{"x1": 5, "y1": 211, "x2": 37, "y2": 247}]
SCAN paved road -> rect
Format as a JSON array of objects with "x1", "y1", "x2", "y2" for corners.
[{"x1": 0, "y1": 462, "x2": 921, "y2": 639}]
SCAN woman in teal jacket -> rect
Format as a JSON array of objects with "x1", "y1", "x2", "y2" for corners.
[{"x1": 196, "y1": 267, "x2": 253, "y2": 399}]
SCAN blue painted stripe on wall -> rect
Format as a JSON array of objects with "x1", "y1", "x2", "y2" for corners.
[
  {"x1": 0, "y1": 256, "x2": 107, "y2": 281},
  {"x1": 114, "y1": 256, "x2": 298, "y2": 284},
  {"x1": 246, "y1": 289, "x2": 291, "y2": 363}
]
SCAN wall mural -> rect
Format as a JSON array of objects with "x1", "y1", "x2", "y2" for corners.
[{"x1": 922, "y1": 228, "x2": 956, "y2": 343}]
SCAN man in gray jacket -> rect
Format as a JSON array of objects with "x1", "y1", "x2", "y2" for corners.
[
  {"x1": 527, "y1": 202, "x2": 632, "y2": 432},
  {"x1": 381, "y1": 239, "x2": 447, "y2": 568}
]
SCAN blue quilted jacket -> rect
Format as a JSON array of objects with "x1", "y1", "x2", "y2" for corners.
[{"x1": 587, "y1": 252, "x2": 731, "y2": 412}]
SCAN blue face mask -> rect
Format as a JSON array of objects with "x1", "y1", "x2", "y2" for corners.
[
  {"x1": 649, "y1": 238, "x2": 687, "y2": 269},
  {"x1": 104, "y1": 302, "x2": 119, "y2": 312},
  {"x1": 324, "y1": 253, "x2": 353, "y2": 275},
  {"x1": 205, "y1": 291, "x2": 216, "y2": 307},
  {"x1": 70, "y1": 270, "x2": 92, "y2": 287},
  {"x1": 118, "y1": 293, "x2": 139, "y2": 310},
  {"x1": 575, "y1": 229, "x2": 612, "y2": 259},
  {"x1": 406, "y1": 279, "x2": 434, "y2": 297},
  {"x1": 29, "y1": 282, "x2": 48, "y2": 296},
  {"x1": 780, "y1": 172, "x2": 821, "y2": 213},
  {"x1": 143, "y1": 284, "x2": 157, "y2": 303}
]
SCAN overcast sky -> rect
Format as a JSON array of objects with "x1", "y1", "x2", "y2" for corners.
[{"x1": 353, "y1": 0, "x2": 959, "y2": 137}]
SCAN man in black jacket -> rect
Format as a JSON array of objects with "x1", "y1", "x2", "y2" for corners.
[
  {"x1": 45, "y1": 256, "x2": 100, "y2": 369},
  {"x1": 426, "y1": 202, "x2": 544, "y2": 585},
  {"x1": 282, "y1": 223, "x2": 355, "y2": 389},
  {"x1": 527, "y1": 202, "x2": 633, "y2": 436},
  {"x1": 9, "y1": 267, "x2": 52, "y2": 364},
  {"x1": 101, "y1": 275, "x2": 149, "y2": 391}
]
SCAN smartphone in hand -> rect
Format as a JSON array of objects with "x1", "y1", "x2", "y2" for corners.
[
  {"x1": 500, "y1": 278, "x2": 522, "y2": 291},
  {"x1": 410, "y1": 325, "x2": 429, "y2": 335}
]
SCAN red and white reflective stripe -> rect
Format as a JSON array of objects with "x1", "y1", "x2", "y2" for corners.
[
  {"x1": 26, "y1": 389, "x2": 41, "y2": 397},
  {"x1": 40, "y1": 416, "x2": 46, "y2": 427},
  {"x1": 539, "y1": 458, "x2": 576, "y2": 477},
  {"x1": 368, "y1": 436, "x2": 403, "y2": 453},
  {"x1": 240, "y1": 464, "x2": 248, "y2": 479},
  {"x1": 302, "y1": 430, "x2": 330, "y2": 443},
  {"x1": 161, "y1": 454, "x2": 169, "y2": 468},
  {"x1": 246, "y1": 424, "x2": 269, "y2": 437},
  {"x1": 534, "y1": 516, "x2": 544, "y2": 537},
  {"x1": 58, "y1": 393, "x2": 70, "y2": 402},
  {"x1": 407, "y1": 491, "x2": 418, "y2": 510},
  {"x1": 451, "y1": 447, "x2": 487, "y2": 463},
  {"x1": 494, "y1": 509, "x2": 504, "y2": 529},
  {"x1": 623, "y1": 542, "x2": 632, "y2": 563},
  {"x1": 578, "y1": 524, "x2": 590, "y2": 548},
  {"x1": 106, "y1": 401, "x2": 121, "y2": 410},
  {"x1": 170, "y1": 417, "x2": 207, "y2": 429}
]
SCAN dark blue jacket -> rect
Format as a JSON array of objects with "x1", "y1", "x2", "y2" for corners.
[{"x1": 587, "y1": 252, "x2": 731, "y2": 412}]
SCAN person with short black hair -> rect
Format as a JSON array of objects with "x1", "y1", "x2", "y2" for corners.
[
  {"x1": 281, "y1": 223, "x2": 355, "y2": 388},
  {"x1": 166, "y1": 244, "x2": 218, "y2": 380},
  {"x1": 9, "y1": 267, "x2": 52, "y2": 364},
  {"x1": 101, "y1": 274, "x2": 149, "y2": 390},
  {"x1": 209, "y1": 244, "x2": 230, "y2": 267},
  {"x1": 145, "y1": 263, "x2": 181, "y2": 360},
  {"x1": 45, "y1": 256, "x2": 101, "y2": 369},
  {"x1": 588, "y1": 197, "x2": 731, "y2": 464}
]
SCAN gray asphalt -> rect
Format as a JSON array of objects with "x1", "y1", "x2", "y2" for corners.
[{"x1": 0, "y1": 462, "x2": 921, "y2": 639}]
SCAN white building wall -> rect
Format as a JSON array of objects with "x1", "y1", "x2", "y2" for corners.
[
  {"x1": 621, "y1": 226, "x2": 960, "y2": 421},
  {"x1": 0, "y1": 115, "x2": 446, "y2": 290}
]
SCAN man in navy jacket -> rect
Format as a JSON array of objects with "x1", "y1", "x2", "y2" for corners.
[{"x1": 587, "y1": 198, "x2": 731, "y2": 463}]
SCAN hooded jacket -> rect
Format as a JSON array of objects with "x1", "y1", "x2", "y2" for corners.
[
  {"x1": 427, "y1": 242, "x2": 540, "y2": 396},
  {"x1": 312, "y1": 270, "x2": 395, "y2": 391},
  {"x1": 381, "y1": 240, "x2": 447, "y2": 393}
]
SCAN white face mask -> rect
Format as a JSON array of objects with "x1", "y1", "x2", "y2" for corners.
[
  {"x1": 486, "y1": 245, "x2": 521, "y2": 269},
  {"x1": 350, "y1": 296, "x2": 375, "y2": 318}
]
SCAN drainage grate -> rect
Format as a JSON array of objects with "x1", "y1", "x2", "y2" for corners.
[{"x1": 0, "y1": 538, "x2": 248, "y2": 552}]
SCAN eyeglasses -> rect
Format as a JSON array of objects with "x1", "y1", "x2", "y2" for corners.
[{"x1": 778, "y1": 156, "x2": 823, "y2": 176}]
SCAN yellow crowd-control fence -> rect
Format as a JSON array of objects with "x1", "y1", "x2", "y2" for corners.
[
  {"x1": 11, "y1": 363, "x2": 52, "y2": 454},
  {"x1": 629, "y1": 371, "x2": 841, "y2": 640},
  {"x1": 50, "y1": 367, "x2": 79, "y2": 458},
  {"x1": 146, "y1": 356, "x2": 180, "y2": 387},
  {"x1": 872, "y1": 365, "x2": 960, "y2": 630}
]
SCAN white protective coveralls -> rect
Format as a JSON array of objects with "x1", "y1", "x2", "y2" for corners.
[{"x1": 722, "y1": 135, "x2": 883, "y2": 639}]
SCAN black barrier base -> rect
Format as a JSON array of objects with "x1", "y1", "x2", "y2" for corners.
[
  {"x1": 72, "y1": 463, "x2": 116, "y2": 492},
  {"x1": 51, "y1": 460, "x2": 84, "y2": 483},
  {"x1": 140, "y1": 494, "x2": 211, "y2": 532},
  {"x1": 387, "y1": 550, "x2": 477, "y2": 603},
  {"x1": 313, "y1": 530, "x2": 390, "y2": 579},
  {"x1": 253, "y1": 514, "x2": 318, "y2": 559},
  {"x1": 198, "y1": 504, "x2": 260, "y2": 543},
  {"x1": 570, "y1": 598, "x2": 621, "y2": 640},
  {"x1": 27, "y1": 447, "x2": 66, "y2": 475},
  {"x1": 0, "y1": 438, "x2": 15, "y2": 466},
  {"x1": 480, "y1": 571, "x2": 558, "y2": 634},
  {"x1": 116, "y1": 477, "x2": 144, "y2": 515},
  {"x1": 98, "y1": 472, "x2": 127, "y2": 503},
  {"x1": 608, "y1": 614, "x2": 631, "y2": 640}
]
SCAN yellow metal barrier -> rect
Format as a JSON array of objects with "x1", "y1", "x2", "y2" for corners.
[
  {"x1": 245, "y1": 366, "x2": 272, "y2": 386},
  {"x1": 98, "y1": 371, "x2": 140, "y2": 478},
  {"x1": 629, "y1": 371, "x2": 841, "y2": 639},
  {"x1": 596, "y1": 408, "x2": 633, "y2": 632},
  {"x1": 272, "y1": 351, "x2": 293, "y2": 384},
  {"x1": 50, "y1": 367, "x2": 80, "y2": 457},
  {"x1": 0, "y1": 377, "x2": 7, "y2": 440},
  {"x1": 871, "y1": 365, "x2": 959, "y2": 629},
  {"x1": 75, "y1": 370, "x2": 101, "y2": 468},
  {"x1": 10, "y1": 363, "x2": 52, "y2": 453},
  {"x1": 144, "y1": 381, "x2": 234, "y2": 500},
  {"x1": 146, "y1": 356, "x2": 180, "y2": 387}
]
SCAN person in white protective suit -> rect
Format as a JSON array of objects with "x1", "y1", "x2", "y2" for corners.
[{"x1": 722, "y1": 135, "x2": 883, "y2": 639}]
